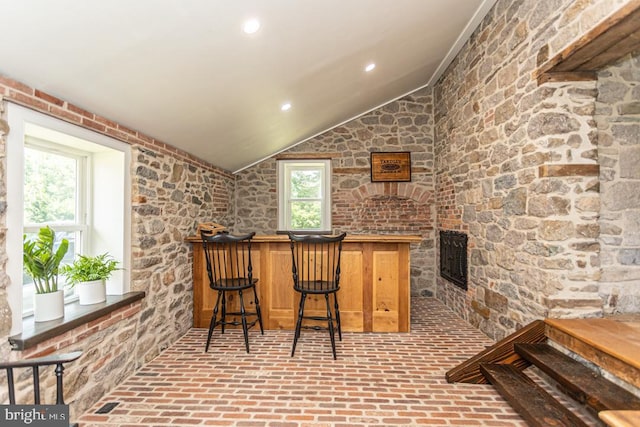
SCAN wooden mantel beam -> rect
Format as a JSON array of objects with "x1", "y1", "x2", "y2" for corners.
[{"x1": 535, "y1": 0, "x2": 640, "y2": 84}]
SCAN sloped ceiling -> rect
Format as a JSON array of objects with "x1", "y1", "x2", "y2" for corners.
[{"x1": 0, "y1": 0, "x2": 496, "y2": 172}]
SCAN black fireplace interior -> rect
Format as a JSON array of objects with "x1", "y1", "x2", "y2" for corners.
[{"x1": 439, "y1": 230, "x2": 468, "y2": 290}]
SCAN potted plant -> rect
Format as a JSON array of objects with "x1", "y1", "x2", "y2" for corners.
[
  {"x1": 61, "y1": 253, "x2": 119, "y2": 305},
  {"x1": 23, "y1": 226, "x2": 69, "y2": 322}
]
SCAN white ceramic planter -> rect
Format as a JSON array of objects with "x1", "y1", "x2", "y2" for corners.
[
  {"x1": 77, "y1": 279, "x2": 106, "y2": 305},
  {"x1": 34, "y1": 290, "x2": 64, "y2": 322}
]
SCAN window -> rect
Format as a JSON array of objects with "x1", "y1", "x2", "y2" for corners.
[
  {"x1": 277, "y1": 159, "x2": 331, "y2": 232},
  {"x1": 6, "y1": 103, "x2": 131, "y2": 333},
  {"x1": 22, "y1": 138, "x2": 88, "y2": 313}
]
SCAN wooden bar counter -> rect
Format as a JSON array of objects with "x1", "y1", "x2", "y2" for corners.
[{"x1": 187, "y1": 234, "x2": 422, "y2": 333}]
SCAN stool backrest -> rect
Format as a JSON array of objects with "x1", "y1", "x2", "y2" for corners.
[
  {"x1": 200, "y1": 231, "x2": 256, "y2": 289},
  {"x1": 288, "y1": 232, "x2": 346, "y2": 291}
]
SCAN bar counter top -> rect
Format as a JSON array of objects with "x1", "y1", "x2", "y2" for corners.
[{"x1": 186, "y1": 233, "x2": 423, "y2": 243}]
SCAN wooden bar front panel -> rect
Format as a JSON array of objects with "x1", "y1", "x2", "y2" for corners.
[{"x1": 191, "y1": 235, "x2": 417, "y2": 332}]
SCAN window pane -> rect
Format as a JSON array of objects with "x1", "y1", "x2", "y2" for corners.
[
  {"x1": 24, "y1": 147, "x2": 77, "y2": 224},
  {"x1": 278, "y1": 159, "x2": 331, "y2": 232},
  {"x1": 290, "y1": 170, "x2": 321, "y2": 199},
  {"x1": 290, "y1": 201, "x2": 321, "y2": 229}
]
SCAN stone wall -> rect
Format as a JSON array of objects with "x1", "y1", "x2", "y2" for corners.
[
  {"x1": 432, "y1": 0, "x2": 633, "y2": 340},
  {"x1": 235, "y1": 88, "x2": 437, "y2": 296},
  {"x1": 131, "y1": 146, "x2": 235, "y2": 363},
  {"x1": 597, "y1": 51, "x2": 640, "y2": 314},
  {"x1": 0, "y1": 78, "x2": 235, "y2": 417}
]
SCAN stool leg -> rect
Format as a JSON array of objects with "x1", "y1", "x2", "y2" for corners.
[
  {"x1": 238, "y1": 289, "x2": 250, "y2": 353},
  {"x1": 334, "y1": 292, "x2": 342, "y2": 341},
  {"x1": 206, "y1": 291, "x2": 223, "y2": 352},
  {"x1": 291, "y1": 293, "x2": 306, "y2": 357},
  {"x1": 253, "y1": 286, "x2": 264, "y2": 334},
  {"x1": 325, "y1": 293, "x2": 337, "y2": 360},
  {"x1": 220, "y1": 291, "x2": 227, "y2": 334}
]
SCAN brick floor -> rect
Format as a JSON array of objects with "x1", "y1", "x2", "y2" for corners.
[{"x1": 77, "y1": 298, "x2": 599, "y2": 426}]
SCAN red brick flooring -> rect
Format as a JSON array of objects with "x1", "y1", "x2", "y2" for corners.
[{"x1": 77, "y1": 298, "x2": 598, "y2": 426}]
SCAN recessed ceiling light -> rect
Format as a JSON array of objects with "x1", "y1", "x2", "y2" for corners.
[
  {"x1": 243, "y1": 18, "x2": 260, "y2": 34},
  {"x1": 281, "y1": 103, "x2": 292, "y2": 111},
  {"x1": 365, "y1": 63, "x2": 376, "y2": 72}
]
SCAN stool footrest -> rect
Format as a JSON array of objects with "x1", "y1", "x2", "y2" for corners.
[{"x1": 215, "y1": 318, "x2": 259, "y2": 328}]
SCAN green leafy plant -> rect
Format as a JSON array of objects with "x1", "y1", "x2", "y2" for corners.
[
  {"x1": 61, "y1": 253, "x2": 120, "y2": 286},
  {"x1": 23, "y1": 226, "x2": 69, "y2": 294}
]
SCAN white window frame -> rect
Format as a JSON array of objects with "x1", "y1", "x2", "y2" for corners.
[
  {"x1": 277, "y1": 159, "x2": 332, "y2": 232},
  {"x1": 6, "y1": 103, "x2": 132, "y2": 335},
  {"x1": 23, "y1": 136, "x2": 90, "y2": 245},
  {"x1": 22, "y1": 139, "x2": 90, "y2": 312}
]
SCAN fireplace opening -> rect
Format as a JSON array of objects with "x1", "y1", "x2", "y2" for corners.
[{"x1": 440, "y1": 230, "x2": 468, "y2": 290}]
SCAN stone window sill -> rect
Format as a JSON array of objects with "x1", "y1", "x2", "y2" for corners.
[{"x1": 8, "y1": 291, "x2": 145, "y2": 351}]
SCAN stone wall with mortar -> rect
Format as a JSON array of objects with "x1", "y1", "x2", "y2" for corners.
[
  {"x1": 597, "y1": 51, "x2": 640, "y2": 314},
  {"x1": 432, "y1": 0, "x2": 634, "y2": 340},
  {"x1": 235, "y1": 88, "x2": 437, "y2": 296},
  {"x1": 0, "y1": 77, "x2": 235, "y2": 417}
]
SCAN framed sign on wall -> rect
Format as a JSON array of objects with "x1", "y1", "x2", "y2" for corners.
[{"x1": 370, "y1": 151, "x2": 411, "y2": 182}]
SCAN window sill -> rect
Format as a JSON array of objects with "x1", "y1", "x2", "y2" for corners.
[{"x1": 8, "y1": 291, "x2": 145, "y2": 351}]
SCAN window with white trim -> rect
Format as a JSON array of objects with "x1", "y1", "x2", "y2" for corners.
[
  {"x1": 6, "y1": 103, "x2": 131, "y2": 333},
  {"x1": 277, "y1": 159, "x2": 332, "y2": 232},
  {"x1": 22, "y1": 137, "x2": 89, "y2": 313}
]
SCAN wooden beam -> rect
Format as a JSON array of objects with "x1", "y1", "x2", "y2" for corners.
[
  {"x1": 537, "y1": 71, "x2": 596, "y2": 85},
  {"x1": 275, "y1": 152, "x2": 341, "y2": 160},
  {"x1": 552, "y1": 3, "x2": 640, "y2": 72},
  {"x1": 538, "y1": 164, "x2": 600, "y2": 178},
  {"x1": 480, "y1": 364, "x2": 589, "y2": 427},
  {"x1": 515, "y1": 343, "x2": 640, "y2": 413},
  {"x1": 445, "y1": 320, "x2": 546, "y2": 384},
  {"x1": 545, "y1": 318, "x2": 640, "y2": 389},
  {"x1": 535, "y1": 0, "x2": 640, "y2": 83},
  {"x1": 333, "y1": 167, "x2": 370, "y2": 174}
]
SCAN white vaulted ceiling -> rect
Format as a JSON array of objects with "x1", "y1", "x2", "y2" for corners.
[{"x1": 0, "y1": 0, "x2": 495, "y2": 172}]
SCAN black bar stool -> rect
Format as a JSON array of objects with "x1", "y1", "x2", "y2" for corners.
[
  {"x1": 201, "y1": 230, "x2": 264, "y2": 353},
  {"x1": 288, "y1": 232, "x2": 347, "y2": 359}
]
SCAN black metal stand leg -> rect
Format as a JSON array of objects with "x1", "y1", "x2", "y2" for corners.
[
  {"x1": 334, "y1": 293, "x2": 342, "y2": 341},
  {"x1": 206, "y1": 291, "x2": 223, "y2": 352},
  {"x1": 253, "y1": 286, "x2": 264, "y2": 334},
  {"x1": 33, "y1": 366, "x2": 41, "y2": 404},
  {"x1": 239, "y1": 290, "x2": 250, "y2": 353},
  {"x1": 325, "y1": 294, "x2": 337, "y2": 360},
  {"x1": 291, "y1": 293, "x2": 306, "y2": 357},
  {"x1": 54, "y1": 363, "x2": 65, "y2": 405}
]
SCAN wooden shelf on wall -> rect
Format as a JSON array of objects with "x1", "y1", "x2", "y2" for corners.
[{"x1": 535, "y1": 0, "x2": 640, "y2": 84}]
